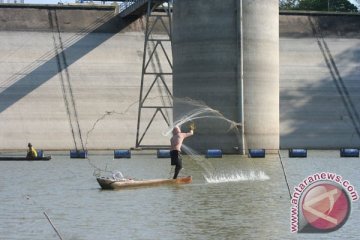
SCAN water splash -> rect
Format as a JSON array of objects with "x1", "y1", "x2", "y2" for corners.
[
  {"x1": 181, "y1": 144, "x2": 270, "y2": 183},
  {"x1": 205, "y1": 170, "x2": 270, "y2": 183}
]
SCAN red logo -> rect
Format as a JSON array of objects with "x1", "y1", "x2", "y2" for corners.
[{"x1": 301, "y1": 182, "x2": 351, "y2": 232}]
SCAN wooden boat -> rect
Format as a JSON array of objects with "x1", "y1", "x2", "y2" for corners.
[
  {"x1": 96, "y1": 176, "x2": 192, "y2": 190},
  {"x1": 0, "y1": 156, "x2": 51, "y2": 161}
]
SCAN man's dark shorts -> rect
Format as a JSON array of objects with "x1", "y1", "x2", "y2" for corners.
[{"x1": 170, "y1": 150, "x2": 182, "y2": 168}]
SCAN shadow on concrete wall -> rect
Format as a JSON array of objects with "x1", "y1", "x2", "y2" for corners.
[
  {"x1": 280, "y1": 33, "x2": 360, "y2": 148},
  {"x1": 0, "y1": 12, "x2": 137, "y2": 114}
]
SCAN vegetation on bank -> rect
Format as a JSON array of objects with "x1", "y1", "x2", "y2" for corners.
[{"x1": 280, "y1": 0, "x2": 359, "y2": 12}]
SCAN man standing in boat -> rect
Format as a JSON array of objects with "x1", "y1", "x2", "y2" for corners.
[
  {"x1": 170, "y1": 123, "x2": 194, "y2": 179},
  {"x1": 26, "y1": 143, "x2": 37, "y2": 159}
]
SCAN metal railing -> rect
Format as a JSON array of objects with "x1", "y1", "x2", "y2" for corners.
[
  {"x1": 119, "y1": 0, "x2": 141, "y2": 13},
  {"x1": 119, "y1": 0, "x2": 168, "y2": 17},
  {"x1": 119, "y1": 0, "x2": 148, "y2": 17}
]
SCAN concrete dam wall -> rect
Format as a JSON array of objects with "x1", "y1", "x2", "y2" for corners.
[
  {"x1": 0, "y1": 4, "x2": 360, "y2": 151},
  {"x1": 0, "y1": 4, "x2": 172, "y2": 150},
  {"x1": 280, "y1": 11, "x2": 360, "y2": 149}
]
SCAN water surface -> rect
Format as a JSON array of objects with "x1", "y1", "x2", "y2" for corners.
[{"x1": 0, "y1": 151, "x2": 358, "y2": 239}]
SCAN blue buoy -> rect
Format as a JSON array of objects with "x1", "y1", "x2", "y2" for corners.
[
  {"x1": 248, "y1": 149, "x2": 265, "y2": 158},
  {"x1": 36, "y1": 150, "x2": 44, "y2": 158},
  {"x1": 157, "y1": 149, "x2": 171, "y2": 158},
  {"x1": 206, "y1": 149, "x2": 222, "y2": 158},
  {"x1": 70, "y1": 150, "x2": 87, "y2": 158},
  {"x1": 289, "y1": 149, "x2": 307, "y2": 158},
  {"x1": 114, "y1": 149, "x2": 131, "y2": 158},
  {"x1": 340, "y1": 148, "x2": 359, "y2": 157}
]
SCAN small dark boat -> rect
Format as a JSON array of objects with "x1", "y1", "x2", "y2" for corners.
[
  {"x1": 0, "y1": 156, "x2": 51, "y2": 161},
  {"x1": 96, "y1": 176, "x2": 192, "y2": 190}
]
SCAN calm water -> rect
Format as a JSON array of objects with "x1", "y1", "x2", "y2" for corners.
[{"x1": 0, "y1": 151, "x2": 359, "y2": 240}]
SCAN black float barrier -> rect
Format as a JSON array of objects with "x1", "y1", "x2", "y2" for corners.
[
  {"x1": 340, "y1": 148, "x2": 359, "y2": 157},
  {"x1": 70, "y1": 150, "x2": 87, "y2": 158},
  {"x1": 114, "y1": 149, "x2": 131, "y2": 158},
  {"x1": 206, "y1": 149, "x2": 222, "y2": 158},
  {"x1": 248, "y1": 149, "x2": 265, "y2": 158},
  {"x1": 288, "y1": 148, "x2": 307, "y2": 158},
  {"x1": 157, "y1": 149, "x2": 171, "y2": 158}
]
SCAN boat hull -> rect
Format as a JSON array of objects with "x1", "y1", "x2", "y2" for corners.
[
  {"x1": 96, "y1": 176, "x2": 192, "y2": 190},
  {"x1": 0, "y1": 156, "x2": 51, "y2": 161}
]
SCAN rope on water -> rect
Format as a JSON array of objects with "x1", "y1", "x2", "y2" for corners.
[
  {"x1": 43, "y1": 211, "x2": 64, "y2": 240},
  {"x1": 25, "y1": 195, "x2": 64, "y2": 240},
  {"x1": 278, "y1": 150, "x2": 292, "y2": 199}
]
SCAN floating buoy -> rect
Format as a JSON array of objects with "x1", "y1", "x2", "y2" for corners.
[
  {"x1": 70, "y1": 150, "x2": 87, "y2": 158},
  {"x1": 248, "y1": 149, "x2": 265, "y2": 158},
  {"x1": 114, "y1": 149, "x2": 131, "y2": 158},
  {"x1": 340, "y1": 148, "x2": 359, "y2": 157},
  {"x1": 288, "y1": 149, "x2": 307, "y2": 158},
  {"x1": 157, "y1": 149, "x2": 171, "y2": 158},
  {"x1": 206, "y1": 149, "x2": 222, "y2": 158}
]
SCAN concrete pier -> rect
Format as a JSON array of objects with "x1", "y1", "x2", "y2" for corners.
[
  {"x1": 173, "y1": 0, "x2": 279, "y2": 152},
  {"x1": 172, "y1": 0, "x2": 240, "y2": 153},
  {"x1": 242, "y1": 0, "x2": 279, "y2": 151}
]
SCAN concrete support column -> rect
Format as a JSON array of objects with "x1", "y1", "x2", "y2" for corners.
[
  {"x1": 173, "y1": 0, "x2": 238, "y2": 153},
  {"x1": 173, "y1": 0, "x2": 279, "y2": 153},
  {"x1": 242, "y1": 0, "x2": 279, "y2": 151}
]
